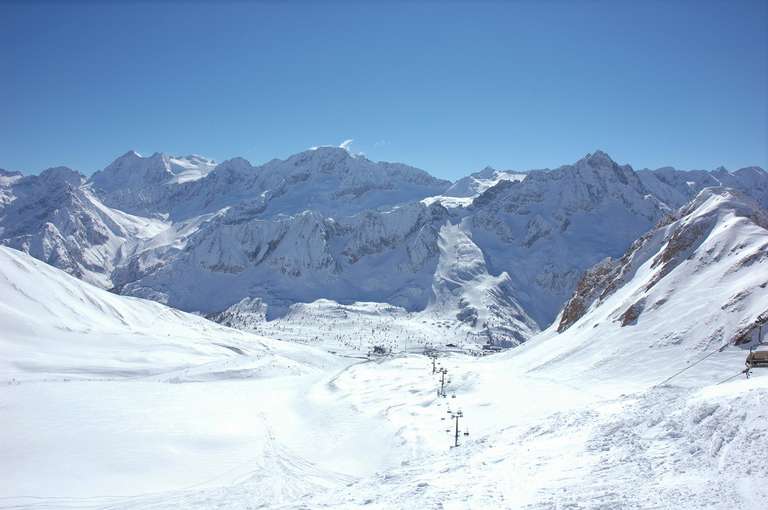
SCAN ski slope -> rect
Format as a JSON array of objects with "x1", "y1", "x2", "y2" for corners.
[{"x1": 0, "y1": 246, "x2": 401, "y2": 504}]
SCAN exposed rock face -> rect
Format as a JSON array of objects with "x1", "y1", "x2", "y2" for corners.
[
  {"x1": 557, "y1": 188, "x2": 768, "y2": 334},
  {"x1": 619, "y1": 299, "x2": 645, "y2": 326},
  {"x1": 557, "y1": 257, "x2": 619, "y2": 332}
]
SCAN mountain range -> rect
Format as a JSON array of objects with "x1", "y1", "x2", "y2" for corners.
[{"x1": 2, "y1": 146, "x2": 766, "y2": 346}]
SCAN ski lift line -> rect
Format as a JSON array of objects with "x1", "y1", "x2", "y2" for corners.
[
  {"x1": 716, "y1": 368, "x2": 750, "y2": 385},
  {"x1": 650, "y1": 311, "x2": 768, "y2": 388},
  {"x1": 652, "y1": 343, "x2": 729, "y2": 388}
]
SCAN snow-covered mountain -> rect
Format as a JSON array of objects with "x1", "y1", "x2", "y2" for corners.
[
  {"x1": 91, "y1": 146, "x2": 451, "y2": 220},
  {"x1": 463, "y1": 152, "x2": 768, "y2": 327},
  {"x1": 90, "y1": 151, "x2": 216, "y2": 215},
  {"x1": 0, "y1": 166, "x2": 167, "y2": 287},
  {"x1": 443, "y1": 166, "x2": 527, "y2": 198},
  {"x1": 462, "y1": 150, "x2": 668, "y2": 326},
  {"x1": 2, "y1": 148, "x2": 766, "y2": 347},
  {"x1": 552, "y1": 187, "x2": 768, "y2": 373},
  {"x1": 638, "y1": 165, "x2": 768, "y2": 209}
]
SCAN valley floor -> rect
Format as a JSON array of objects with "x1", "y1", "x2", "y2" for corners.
[{"x1": 2, "y1": 346, "x2": 766, "y2": 510}]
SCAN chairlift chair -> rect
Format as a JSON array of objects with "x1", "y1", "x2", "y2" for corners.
[{"x1": 746, "y1": 346, "x2": 768, "y2": 370}]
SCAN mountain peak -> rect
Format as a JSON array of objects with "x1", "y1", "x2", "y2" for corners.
[
  {"x1": 304, "y1": 144, "x2": 356, "y2": 158},
  {"x1": 91, "y1": 149, "x2": 175, "y2": 199},
  {"x1": 0, "y1": 168, "x2": 22, "y2": 178},
  {"x1": 39, "y1": 166, "x2": 84, "y2": 185},
  {"x1": 214, "y1": 157, "x2": 253, "y2": 173},
  {"x1": 119, "y1": 150, "x2": 142, "y2": 160},
  {"x1": 474, "y1": 166, "x2": 498, "y2": 179},
  {"x1": 582, "y1": 150, "x2": 616, "y2": 167}
]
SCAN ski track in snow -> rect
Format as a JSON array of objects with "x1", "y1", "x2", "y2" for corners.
[{"x1": 3, "y1": 350, "x2": 766, "y2": 510}]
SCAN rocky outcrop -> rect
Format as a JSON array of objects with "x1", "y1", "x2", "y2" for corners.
[{"x1": 557, "y1": 188, "x2": 768, "y2": 334}]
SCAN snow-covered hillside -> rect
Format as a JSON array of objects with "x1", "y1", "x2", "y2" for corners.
[
  {"x1": 543, "y1": 187, "x2": 768, "y2": 384},
  {"x1": 0, "y1": 245, "x2": 334, "y2": 381},
  {"x1": 0, "y1": 246, "x2": 380, "y2": 502}
]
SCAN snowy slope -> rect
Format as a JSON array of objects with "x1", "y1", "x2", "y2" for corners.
[
  {"x1": 0, "y1": 245, "x2": 334, "y2": 381},
  {"x1": 429, "y1": 222, "x2": 539, "y2": 345},
  {"x1": 534, "y1": 187, "x2": 768, "y2": 385},
  {"x1": 0, "y1": 246, "x2": 396, "y2": 503}
]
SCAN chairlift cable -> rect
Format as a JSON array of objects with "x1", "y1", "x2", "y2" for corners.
[
  {"x1": 652, "y1": 343, "x2": 729, "y2": 388},
  {"x1": 716, "y1": 368, "x2": 749, "y2": 386}
]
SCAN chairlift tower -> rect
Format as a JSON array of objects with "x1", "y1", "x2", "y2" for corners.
[
  {"x1": 445, "y1": 409, "x2": 469, "y2": 447},
  {"x1": 430, "y1": 353, "x2": 438, "y2": 374},
  {"x1": 437, "y1": 367, "x2": 450, "y2": 398}
]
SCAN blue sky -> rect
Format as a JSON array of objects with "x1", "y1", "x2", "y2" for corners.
[{"x1": 1, "y1": 1, "x2": 766, "y2": 179}]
